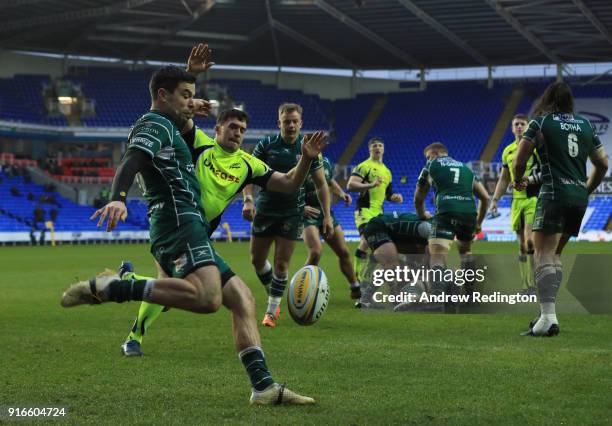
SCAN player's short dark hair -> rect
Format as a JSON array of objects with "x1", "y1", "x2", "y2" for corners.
[
  {"x1": 513, "y1": 113, "x2": 529, "y2": 122},
  {"x1": 533, "y1": 82, "x2": 574, "y2": 116},
  {"x1": 278, "y1": 103, "x2": 303, "y2": 116},
  {"x1": 423, "y1": 142, "x2": 448, "y2": 156},
  {"x1": 149, "y1": 66, "x2": 196, "y2": 100},
  {"x1": 368, "y1": 137, "x2": 384, "y2": 147},
  {"x1": 217, "y1": 108, "x2": 250, "y2": 125}
]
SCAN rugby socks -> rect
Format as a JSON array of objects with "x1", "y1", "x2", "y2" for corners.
[
  {"x1": 518, "y1": 254, "x2": 528, "y2": 289},
  {"x1": 353, "y1": 249, "x2": 367, "y2": 280},
  {"x1": 105, "y1": 278, "x2": 151, "y2": 303},
  {"x1": 239, "y1": 346, "x2": 275, "y2": 392},
  {"x1": 121, "y1": 272, "x2": 156, "y2": 302},
  {"x1": 534, "y1": 263, "x2": 559, "y2": 322},
  {"x1": 256, "y1": 260, "x2": 273, "y2": 288},
  {"x1": 267, "y1": 274, "x2": 287, "y2": 315},
  {"x1": 527, "y1": 250, "x2": 535, "y2": 288},
  {"x1": 127, "y1": 301, "x2": 165, "y2": 344}
]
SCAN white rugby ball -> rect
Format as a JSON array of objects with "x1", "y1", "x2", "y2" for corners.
[{"x1": 287, "y1": 265, "x2": 330, "y2": 326}]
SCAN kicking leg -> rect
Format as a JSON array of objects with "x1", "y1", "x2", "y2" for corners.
[{"x1": 61, "y1": 262, "x2": 223, "y2": 314}]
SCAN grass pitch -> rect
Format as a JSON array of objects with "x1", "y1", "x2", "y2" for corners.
[{"x1": 1, "y1": 241, "x2": 611, "y2": 424}]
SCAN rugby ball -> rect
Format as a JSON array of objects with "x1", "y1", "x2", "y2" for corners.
[{"x1": 287, "y1": 265, "x2": 330, "y2": 326}]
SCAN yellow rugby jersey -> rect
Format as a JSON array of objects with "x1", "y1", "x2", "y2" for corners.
[
  {"x1": 192, "y1": 128, "x2": 273, "y2": 229},
  {"x1": 501, "y1": 139, "x2": 540, "y2": 199},
  {"x1": 351, "y1": 158, "x2": 393, "y2": 214}
]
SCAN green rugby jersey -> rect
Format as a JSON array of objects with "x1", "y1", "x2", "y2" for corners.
[
  {"x1": 252, "y1": 133, "x2": 322, "y2": 217},
  {"x1": 523, "y1": 113, "x2": 603, "y2": 207},
  {"x1": 191, "y1": 128, "x2": 273, "y2": 229},
  {"x1": 128, "y1": 111, "x2": 204, "y2": 238},
  {"x1": 417, "y1": 156, "x2": 476, "y2": 214},
  {"x1": 304, "y1": 157, "x2": 333, "y2": 209},
  {"x1": 378, "y1": 212, "x2": 430, "y2": 239}
]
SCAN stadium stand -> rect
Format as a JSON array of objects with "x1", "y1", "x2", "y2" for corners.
[
  {"x1": 0, "y1": 169, "x2": 148, "y2": 233},
  {"x1": 0, "y1": 74, "x2": 68, "y2": 125},
  {"x1": 0, "y1": 71, "x2": 610, "y2": 239}
]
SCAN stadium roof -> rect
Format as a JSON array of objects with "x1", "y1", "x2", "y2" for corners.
[{"x1": 1, "y1": 0, "x2": 612, "y2": 70}]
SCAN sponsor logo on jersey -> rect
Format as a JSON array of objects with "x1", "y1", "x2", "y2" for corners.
[
  {"x1": 140, "y1": 125, "x2": 160, "y2": 135},
  {"x1": 229, "y1": 162, "x2": 242, "y2": 169},
  {"x1": 202, "y1": 157, "x2": 240, "y2": 183},
  {"x1": 552, "y1": 113, "x2": 584, "y2": 124},
  {"x1": 132, "y1": 137, "x2": 155, "y2": 147}
]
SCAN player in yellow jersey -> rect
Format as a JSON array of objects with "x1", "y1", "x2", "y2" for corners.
[
  {"x1": 491, "y1": 114, "x2": 541, "y2": 295},
  {"x1": 347, "y1": 138, "x2": 403, "y2": 290}
]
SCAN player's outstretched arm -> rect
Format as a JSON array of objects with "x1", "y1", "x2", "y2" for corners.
[
  {"x1": 264, "y1": 131, "x2": 327, "y2": 193},
  {"x1": 473, "y1": 180, "x2": 490, "y2": 231},
  {"x1": 490, "y1": 166, "x2": 510, "y2": 212},
  {"x1": 90, "y1": 148, "x2": 148, "y2": 231},
  {"x1": 587, "y1": 147, "x2": 609, "y2": 194}
]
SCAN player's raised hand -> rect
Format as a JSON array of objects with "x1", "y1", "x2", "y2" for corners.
[
  {"x1": 301, "y1": 131, "x2": 328, "y2": 160},
  {"x1": 390, "y1": 193, "x2": 403, "y2": 203},
  {"x1": 90, "y1": 201, "x2": 127, "y2": 232},
  {"x1": 192, "y1": 98, "x2": 213, "y2": 117},
  {"x1": 186, "y1": 43, "x2": 215, "y2": 75}
]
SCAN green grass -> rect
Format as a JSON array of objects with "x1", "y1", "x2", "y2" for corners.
[{"x1": 1, "y1": 241, "x2": 611, "y2": 424}]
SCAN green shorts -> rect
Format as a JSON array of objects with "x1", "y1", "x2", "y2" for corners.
[
  {"x1": 533, "y1": 198, "x2": 586, "y2": 237},
  {"x1": 511, "y1": 197, "x2": 537, "y2": 232},
  {"x1": 363, "y1": 217, "x2": 429, "y2": 251},
  {"x1": 430, "y1": 212, "x2": 477, "y2": 242},
  {"x1": 303, "y1": 209, "x2": 339, "y2": 233},
  {"x1": 150, "y1": 220, "x2": 234, "y2": 284},
  {"x1": 252, "y1": 213, "x2": 304, "y2": 241}
]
